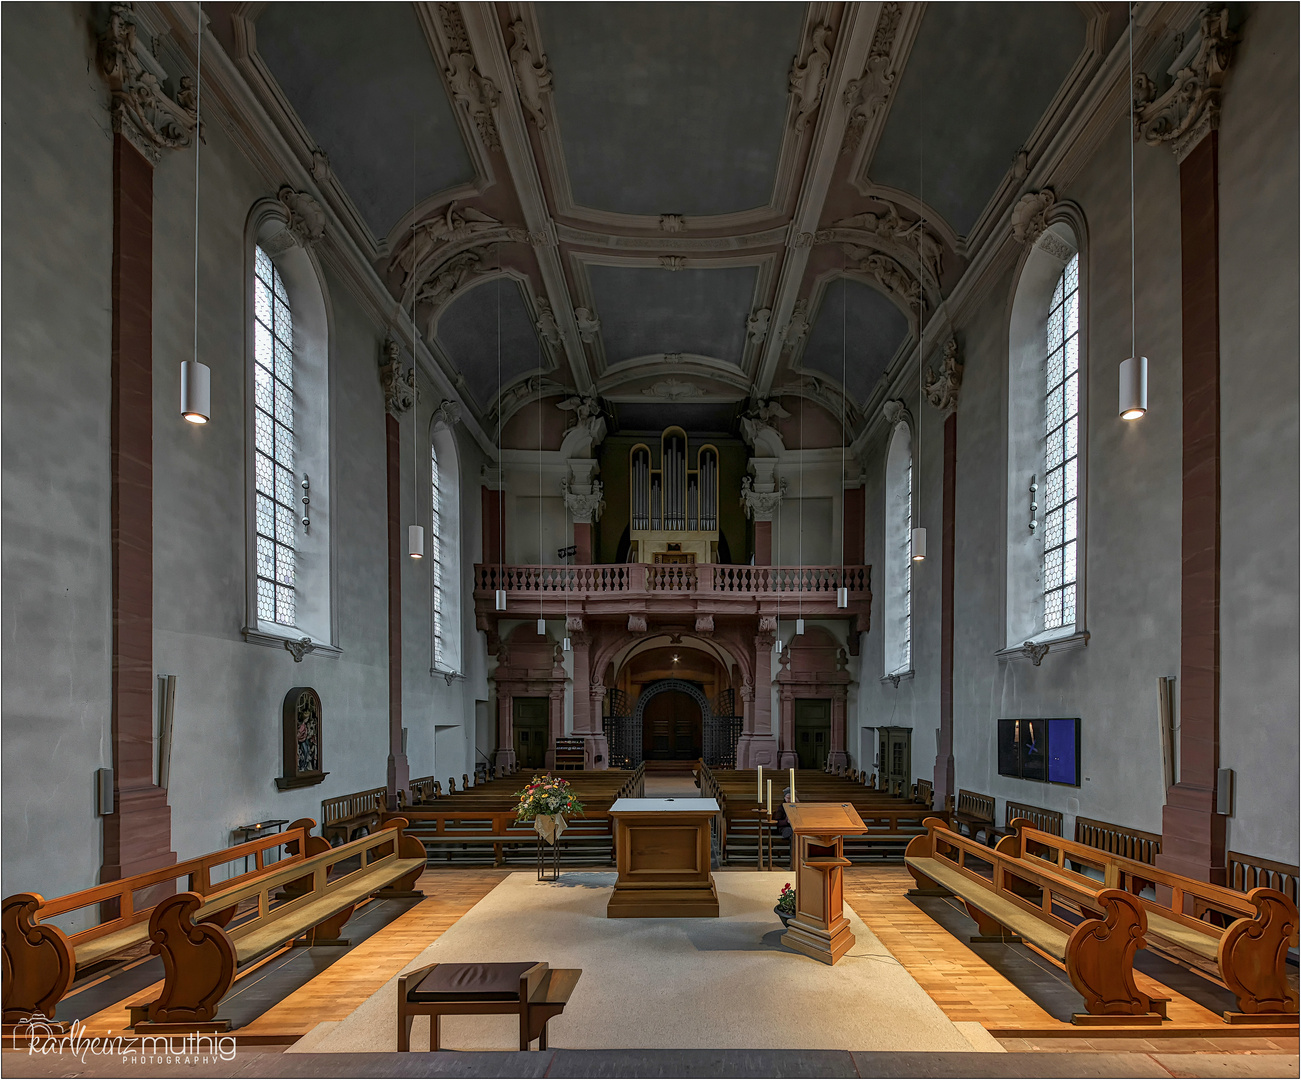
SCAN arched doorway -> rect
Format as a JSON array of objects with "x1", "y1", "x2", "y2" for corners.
[{"x1": 632, "y1": 679, "x2": 711, "y2": 762}]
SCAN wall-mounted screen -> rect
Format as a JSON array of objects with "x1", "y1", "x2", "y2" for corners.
[{"x1": 997, "y1": 718, "x2": 1080, "y2": 786}]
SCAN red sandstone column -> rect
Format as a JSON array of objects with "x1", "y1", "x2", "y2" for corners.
[
  {"x1": 828, "y1": 688, "x2": 848, "y2": 770},
  {"x1": 544, "y1": 687, "x2": 565, "y2": 769},
  {"x1": 737, "y1": 622, "x2": 779, "y2": 767},
  {"x1": 573, "y1": 522, "x2": 592, "y2": 564},
  {"x1": 754, "y1": 520, "x2": 773, "y2": 565},
  {"x1": 102, "y1": 133, "x2": 175, "y2": 884},
  {"x1": 495, "y1": 683, "x2": 516, "y2": 772},
  {"x1": 778, "y1": 685, "x2": 796, "y2": 769},
  {"x1": 1158, "y1": 131, "x2": 1228, "y2": 885},
  {"x1": 385, "y1": 414, "x2": 409, "y2": 803}
]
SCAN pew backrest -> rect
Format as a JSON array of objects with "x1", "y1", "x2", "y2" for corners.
[
  {"x1": 955, "y1": 789, "x2": 994, "y2": 823},
  {"x1": 321, "y1": 787, "x2": 387, "y2": 827},
  {"x1": 1006, "y1": 801, "x2": 1063, "y2": 836},
  {"x1": 1074, "y1": 815, "x2": 1161, "y2": 864},
  {"x1": 1228, "y1": 850, "x2": 1299, "y2": 905}
]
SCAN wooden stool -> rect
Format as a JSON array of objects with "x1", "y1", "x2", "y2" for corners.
[{"x1": 397, "y1": 961, "x2": 581, "y2": 1051}]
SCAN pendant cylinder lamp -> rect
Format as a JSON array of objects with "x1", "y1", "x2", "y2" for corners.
[
  {"x1": 912, "y1": 527, "x2": 927, "y2": 562},
  {"x1": 795, "y1": 617, "x2": 806, "y2": 637},
  {"x1": 836, "y1": 586, "x2": 849, "y2": 608},
  {"x1": 1119, "y1": 355, "x2": 1148, "y2": 420},
  {"x1": 494, "y1": 589, "x2": 506, "y2": 611},
  {"x1": 536, "y1": 617, "x2": 546, "y2": 636},
  {"x1": 562, "y1": 636, "x2": 572, "y2": 652},
  {"x1": 408, "y1": 524, "x2": 424, "y2": 559},
  {"x1": 180, "y1": 359, "x2": 211, "y2": 424}
]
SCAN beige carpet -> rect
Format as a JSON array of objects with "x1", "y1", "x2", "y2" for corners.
[{"x1": 289, "y1": 871, "x2": 992, "y2": 1053}]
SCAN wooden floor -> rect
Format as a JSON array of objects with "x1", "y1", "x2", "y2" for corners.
[{"x1": 54, "y1": 866, "x2": 1301, "y2": 1054}]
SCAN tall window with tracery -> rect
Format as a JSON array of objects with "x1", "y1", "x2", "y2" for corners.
[
  {"x1": 430, "y1": 439, "x2": 444, "y2": 669},
  {"x1": 901, "y1": 450, "x2": 912, "y2": 668},
  {"x1": 1043, "y1": 253, "x2": 1080, "y2": 630},
  {"x1": 253, "y1": 245, "x2": 297, "y2": 627},
  {"x1": 883, "y1": 420, "x2": 912, "y2": 676}
]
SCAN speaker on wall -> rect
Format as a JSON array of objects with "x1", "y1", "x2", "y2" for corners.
[
  {"x1": 96, "y1": 767, "x2": 114, "y2": 816},
  {"x1": 1216, "y1": 768, "x2": 1234, "y2": 816}
]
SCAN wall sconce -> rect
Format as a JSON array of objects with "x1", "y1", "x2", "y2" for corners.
[
  {"x1": 180, "y1": 359, "x2": 210, "y2": 424},
  {"x1": 1119, "y1": 355, "x2": 1148, "y2": 420},
  {"x1": 911, "y1": 527, "x2": 927, "y2": 562},
  {"x1": 1028, "y1": 475, "x2": 1038, "y2": 533},
  {"x1": 408, "y1": 524, "x2": 424, "y2": 559}
]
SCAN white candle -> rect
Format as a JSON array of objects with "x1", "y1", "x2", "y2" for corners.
[
  {"x1": 766, "y1": 779, "x2": 772, "y2": 817},
  {"x1": 790, "y1": 768, "x2": 796, "y2": 803},
  {"x1": 757, "y1": 765, "x2": 763, "y2": 804}
]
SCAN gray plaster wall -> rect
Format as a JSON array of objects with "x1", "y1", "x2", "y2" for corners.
[
  {"x1": 1, "y1": 2, "x2": 114, "y2": 902},
  {"x1": 1, "y1": 4, "x2": 486, "y2": 897},
  {"x1": 857, "y1": 5, "x2": 1298, "y2": 861}
]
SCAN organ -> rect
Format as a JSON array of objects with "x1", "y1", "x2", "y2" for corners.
[{"x1": 629, "y1": 426, "x2": 719, "y2": 563}]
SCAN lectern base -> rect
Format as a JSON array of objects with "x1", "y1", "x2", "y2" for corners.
[
  {"x1": 606, "y1": 883, "x2": 720, "y2": 918},
  {"x1": 780, "y1": 914, "x2": 855, "y2": 965}
]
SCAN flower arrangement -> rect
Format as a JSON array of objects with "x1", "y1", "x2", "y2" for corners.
[
  {"x1": 513, "y1": 774, "x2": 585, "y2": 822},
  {"x1": 776, "y1": 882, "x2": 796, "y2": 913}
]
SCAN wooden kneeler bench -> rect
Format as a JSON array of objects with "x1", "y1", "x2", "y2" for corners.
[
  {"x1": 128, "y1": 819, "x2": 426, "y2": 1032},
  {"x1": 397, "y1": 961, "x2": 581, "y2": 1051},
  {"x1": 905, "y1": 817, "x2": 1166, "y2": 1026}
]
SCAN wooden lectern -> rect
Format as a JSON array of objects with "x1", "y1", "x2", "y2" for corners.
[
  {"x1": 607, "y1": 798, "x2": 721, "y2": 918},
  {"x1": 780, "y1": 802, "x2": 866, "y2": 965}
]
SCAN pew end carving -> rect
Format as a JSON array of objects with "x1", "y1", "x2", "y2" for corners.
[
  {"x1": 1, "y1": 894, "x2": 74, "y2": 1024},
  {"x1": 1066, "y1": 888, "x2": 1157, "y2": 1022},
  {"x1": 1218, "y1": 887, "x2": 1300, "y2": 1020},
  {"x1": 139, "y1": 892, "x2": 238, "y2": 1028}
]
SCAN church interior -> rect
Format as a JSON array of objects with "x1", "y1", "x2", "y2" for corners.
[{"x1": 2, "y1": 2, "x2": 1298, "y2": 1077}]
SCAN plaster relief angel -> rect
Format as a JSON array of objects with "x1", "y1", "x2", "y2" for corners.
[
  {"x1": 394, "y1": 203, "x2": 503, "y2": 291},
  {"x1": 508, "y1": 20, "x2": 553, "y2": 129},
  {"x1": 558, "y1": 390, "x2": 603, "y2": 434}
]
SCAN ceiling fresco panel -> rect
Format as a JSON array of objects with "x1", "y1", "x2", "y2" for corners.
[
  {"x1": 800, "y1": 278, "x2": 910, "y2": 405},
  {"x1": 589, "y1": 265, "x2": 757, "y2": 367},
  {"x1": 256, "y1": 2, "x2": 475, "y2": 239},
  {"x1": 867, "y1": 2, "x2": 1085, "y2": 236},
  {"x1": 435, "y1": 278, "x2": 543, "y2": 409},
  {"x1": 536, "y1": 2, "x2": 805, "y2": 217}
]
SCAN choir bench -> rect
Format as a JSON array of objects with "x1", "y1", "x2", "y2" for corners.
[
  {"x1": 946, "y1": 789, "x2": 997, "y2": 845},
  {"x1": 905, "y1": 817, "x2": 1167, "y2": 1024},
  {"x1": 2, "y1": 819, "x2": 316, "y2": 1024},
  {"x1": 127, "y1": 819, "x2": 426, "y2": 1031}
]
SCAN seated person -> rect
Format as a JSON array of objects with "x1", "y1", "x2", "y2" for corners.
[{"x1": 774, "y1": 788, "x2": 794, "y2": 869}]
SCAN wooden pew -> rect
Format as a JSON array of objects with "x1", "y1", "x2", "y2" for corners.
[
  {"x1": 1228, "y1": 851, "x2": 1299, "y2": 906},
  {"x1": 407, "y1": 776, "x2": 440, "y2": 806},
  {"x1": 946, "y1": 789, "x2": 996, "y2": 845},
  {"x1": 1005, "y1": 800, "x2": 1063, "y2": 837},
  {"x1": 321, "y1": 786, "x2": 388, "y2": 846},
  {"x1": 2, "y1": 820, "x2": 316, "y2": 1023},
  {"x1": 905, "y1": 817, "x2": 1163, "y2": 1024},
  {"x1": 1003, "y1": 820, "x2": 1299, "y2": 1023},
  {"x1": 915, "y1": 778, "x2": 934, "y2": 808},
  {"x1": 129, "y1": 819, "x2": 426, "y2": 1030}
]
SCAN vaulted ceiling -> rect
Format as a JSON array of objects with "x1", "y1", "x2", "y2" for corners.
[{"x1": 233, "y1": 1, "x2": 1118, "y2": 440}]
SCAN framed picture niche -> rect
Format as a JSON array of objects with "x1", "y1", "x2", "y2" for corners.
[{"x1": 276, "y1": 685, "x2": 329, "y2": 790}]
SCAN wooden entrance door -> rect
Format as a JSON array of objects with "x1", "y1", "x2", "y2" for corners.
[
  {"x1": 794, "y1": 699, "x2": 831, "y2": 770},
  {"x1": 513, "y1": 697, "x2": 549, "y2": 770},
  {"x1": 879, "y1": 726, "x2": 911, "y2": 792},
  {"x1": 642, "y1": 690, "x2": 701, "y2": 760}
]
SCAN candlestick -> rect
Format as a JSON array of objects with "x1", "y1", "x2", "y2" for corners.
[
  {"x1": 766, "y1": 779, "x2": 772, "y2": 817},
  {"x1": 789, "y1": 767, "x2": 796, "y2": 803},
  {"x1": 757, "y1": 764, "x2": 763, "y2": 804}
]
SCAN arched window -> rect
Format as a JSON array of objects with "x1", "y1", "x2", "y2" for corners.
[
  {"x1": 1006, "y1": 219, "x2": 1086, "y2": 648},
  {"x1": 430, "y1": 418, "x2": 461, "y2": 673},
  {"x1": 244, "y1": 204, "x2": 333, "y2": 652},
  {"x1": 883, "y1": 420, "x2": 913, "y2": 676},
  {"x1": 253, "y1": 245, "x2": 296, "y2": 626}
]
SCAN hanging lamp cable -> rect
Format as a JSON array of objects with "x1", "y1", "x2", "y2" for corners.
[
  {"x1": 192, "y1": 16, "x2": 202, "y2": 366},
  {"x1": 1129, "y1": 1, "x2": 1136, "y2": 361}
]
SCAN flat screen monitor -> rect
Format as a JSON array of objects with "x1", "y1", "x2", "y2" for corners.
[{"x1": 996, "y1": 718, "x2": 1080, "y2": 787}]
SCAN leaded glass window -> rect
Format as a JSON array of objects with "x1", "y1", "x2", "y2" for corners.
[
  {"x1": 431, "y1": 439, "x2": 444, "y2": 668},
  {"x1": 253, "y1": 245, "x2": 296, "y2": 627},
  {"x1": 1043, "y1": 253, "x2": 1079, "y2": 630}
]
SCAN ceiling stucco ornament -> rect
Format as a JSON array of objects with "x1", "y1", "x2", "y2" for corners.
[
  {"x1": 641, "y1": 378, "x2": 703, "y2": 401},
  {"x1": 1036, "y1": 230, "x2": 1075, "y2": 263},
  {"x1": 789, "y1": 23, "x2": 834, "y2": 134},
  {"x1": 431, "y1": 399, "x2": 462, "y2": 429},
  {"x1": 560, "y1": 478, "x2": 605, "y2": 525},
  {"x1": 746, "y1": 308, "x2": 772, "y2": 344},
  {"x1": 791, "y1": 231, "x2": 817, "y2": 249},
  {"x1": 1134, "y1": 8, "x2": 1237, "y2": 162},
  {"x1": 574, "y1": 307, "x2": 601, "y2": 343},
  {"x1": 97, "y1": 3, "x2": 198, "y2": 164},
  {"x1": 841, "y1": 3, "x2": 901, "y2": 155},
  {"x1": 660, "y1": 215, "x2": 686, "y2": 233},
  {"x1": 439, "y1": 3, "x2": 501, "y2": 150},
  {"x1": 487, "y1": 374, "x2": 566, "y2": 427},
  {"x1": 507, "y1": 19, "x2": 552, "y2": 130},
  {"x1": 786, "y1": 374, "x2": 861, "y2": 429},
  {"x1": 1010, "y1": 189, "x2": 1056, "y2": 246},
  {"x1": 534, "y1": 298, "x2": 562, "y2": 346},
  {"x1": 310, "y1": 149, "x2": 331, "y2": 183},
  {"x1": 923, "y1": 338, "x2": 963, "y2": 414},
  {"x1": 379, "y1": 337, "x2": 420, "y2": 417},
  {"x1": 757, "y1": 615, "x2": 779, "y2": 635},
  {"x1": 829, "y1": 202, "x2": 944, "y2": 288},
  {"x1": 781, "y1": 300, "x2": 811, "y2": 352},
  {"x1": 627, "y1": 615, "x2": 648, "y2": 634},
  {"x1": 558, "y1": 391, "x2": 606, "y2": 448},
  {"x1": 277, "y1": 186, "x2": 326, "y2": 248},
  {"x1": 741, "y1": 475, "x2": 788, "y2": 522},
  {"x1": 1020, "y1": 640, "x2": 1050, "y2": 666},
  {"x1": 881, "y1": 398, "x2": 908, "y2": 426},
  {"x1": 659, "y1": 256, "x2": 686, "y2": 271},
  {"x1": 393, "y1": 203, "x2": 505, "y2": 294},
  {"x1": 694, "y1": 615, "x2": 715, "y2": 635},
  {"x1": 845, "y1": 247, "x2": 923, "y2": 313},
  {"x1": 413, "y1": 249, "x2": 487, "y2": 329},
  {"x1": 662, "y1": 352, "x2": 683, "y2": 364}
]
